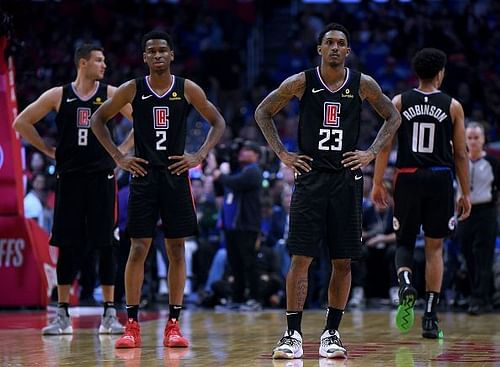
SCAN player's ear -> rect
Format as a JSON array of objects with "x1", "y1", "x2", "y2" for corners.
[
  {"x1": 170, "y1": 50, "x2": 175, "y2": 62},
  {"x1": 143, "y1": 52, "x2": 147, "y2": 64},
  {"x1": 346, "y1": 47, "x2": 351, "y2": 57},
  {"x1": 317, "y1": 45, "x2": 322, "y2": 55}
]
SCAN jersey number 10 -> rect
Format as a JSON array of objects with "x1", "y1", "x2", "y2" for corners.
[{"x1": 412, "y1": 122, "x2": 435, "y2": 153}]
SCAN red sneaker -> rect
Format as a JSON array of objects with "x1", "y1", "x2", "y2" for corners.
[
  {"x1": 163, "y1": 319, "x2": 189, "y2": 347},
  {"x1": 115, "y1": 319, "x2": 141, "y2": 348}
]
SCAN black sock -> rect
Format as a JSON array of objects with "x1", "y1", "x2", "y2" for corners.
[
  {"x1": 286, "y1": 311, "x2": 303, "y2": 334},
  {"x1": 424, "y1": 292, "x2": 440, "y2": 317},
  {"x1": 325, "y1": 307, "x2": 343, "y2": 331},
  {"x1": 103, "y1": 301, "x2": 115, "y2": 316},
  {"x1": 169, "y1": 304, "x2": 182, "y2": 321},
  {"x1": 126, "y1": 305, "x2": 139, "y2": 321},
  {"x1": 58, "y1": 302, "x2": 69, "y2": 317},
  {"x1": 398, "y1": 270, "x2": 412, "y2": 286}
]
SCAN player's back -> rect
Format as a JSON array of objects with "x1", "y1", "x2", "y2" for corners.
[
  {"x1": 131, "y1": 76, "x2": 190, "y2": 168},
  {"x1": 396, "y1": 89, "x2": 453, "y2": 169},
  {"x1": 55, "y1": 82, "x2": 114, "y2": 174}
]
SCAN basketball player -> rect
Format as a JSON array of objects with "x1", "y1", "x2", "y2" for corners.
[
  {"x1": 254, "y1": 23, "x2": 401, "y2": 359},
  {"x1": 90, "y1": 30, "x2": 225, "y2": 349},
  {"x1": 371, "y1": 48, "x2": 471, "y2": 338},
  {"x1": 13, "y1": 44, "x2": 132, "y2": 335}
]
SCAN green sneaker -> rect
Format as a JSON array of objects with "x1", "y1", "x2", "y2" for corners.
[{"x1": 395, "y1": 284, "x2": 417, "y2": 332}]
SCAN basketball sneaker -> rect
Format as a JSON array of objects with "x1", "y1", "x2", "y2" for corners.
[
  {"x1": 272, "y1": 330, "x2": 303, "y2": 359},
  {"x1": 319, "y1": 329, "x2": 347, "y2": 359},
  {"x1": 163, "y1": 319, "x2": 189, "y2": 347},
  {"x1": 422, "y1": 314, "x2": 443, "y2": 339},
  {"x1": 99, "y1": 307, "x2": 125, "y2": 334},
  {"x1": 42, "y1": 307, "x2": 73, "y2": 335},
  {"x1": 115, "y1": 319, "x2": 141, "y2": 348},
  {"x1": 395, "y1": 284, "x2": 417, "y2": 332}
]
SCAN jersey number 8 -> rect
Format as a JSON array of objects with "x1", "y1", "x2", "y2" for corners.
[{"x1": 78, "y1": 128, "x2": 88, "y2": 146}]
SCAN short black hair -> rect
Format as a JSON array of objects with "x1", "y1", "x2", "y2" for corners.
[
  {"x1": 412, "y1": 48, "x2": 447, "y2": 80},
  {"x1": 141, "y1": 30, "x2": 173, "y2": 51},
  {"x1": 74, "y1": 44, "x2": 103, "y2": 68},
  {"x1": 317, "y1": 23, "x2": 350, "y2": 46}
]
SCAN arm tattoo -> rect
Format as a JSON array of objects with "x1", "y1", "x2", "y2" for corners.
[
  {"x1": 255, "y1": 74, "x2": 305, "y2": 155},
  {"x1": 360, "y1": 75, "x2": 401, "y2": 155},
  {"x1": 295, "y1": 277, "x2": 308, "y2": 309}
]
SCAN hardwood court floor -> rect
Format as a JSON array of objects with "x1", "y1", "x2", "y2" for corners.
[{"x1": 0, "y1": 308, "x2": 499, "y2": 366}]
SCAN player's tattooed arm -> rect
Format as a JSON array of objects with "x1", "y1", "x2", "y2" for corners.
[
  {"x1": 360, "y1": 74, "x2": 401, "y2": 157},
  {"x1": 255, "y1": 72, "x2": 313, "y2": 174}
]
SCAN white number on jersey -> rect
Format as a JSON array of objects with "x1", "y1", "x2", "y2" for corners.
[
  {"x1": 78, "y1": 128, "x2": 88, "y2": 146},
  {"x1": 412, "y1": 122, "x2": 435, "y2": 153},
  {"x1": 318, "y1": 128, "x2": 343, "y2": 151},
  {"x1": 156, "y1": 130, "x2": 167, "y2": 151}
]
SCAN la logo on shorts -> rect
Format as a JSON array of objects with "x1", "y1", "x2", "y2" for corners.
[
  {"x1": 448, "y1": 216, "x2": 456, "y2": 231},
  {"x1": 153, "y1": 107, "x2": 170, "y2": 129}
]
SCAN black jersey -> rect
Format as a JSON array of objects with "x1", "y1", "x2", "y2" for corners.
[
  {"x1": 55, "y1": 82, "x2": 114, "y2": 174},
  {"x1": 396, "y1": 89, "x2": 454, "y2": 168},
  {"x1": 298, "y1": 67, "x2": 362, "y2": 171},
  {"x1": 131, "y1": 76, "x2": 190, "y2": 167}
]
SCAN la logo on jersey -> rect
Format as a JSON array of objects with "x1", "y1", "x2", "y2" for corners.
[
  {"x1": 77, "y1": 107, "x2": 91, "y2": 128},
  {"x1": 153, "y1": 106, "x2": 170, "y2": 129},
  {"x1": 323, "y1": 102, "x2": 341, "y2": 128}
]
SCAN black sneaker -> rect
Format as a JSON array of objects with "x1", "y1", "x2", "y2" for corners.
[
  {"x1": 422, "y1": 314, "x2": 443, "y2": 339},
  {"x1": 395, "y1": 284, "x2": 417, "y2": 332}
]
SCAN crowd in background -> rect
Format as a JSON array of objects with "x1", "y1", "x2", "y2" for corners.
[{"x1": 3, "y1": 0, "x2": 500, "y2": 311}]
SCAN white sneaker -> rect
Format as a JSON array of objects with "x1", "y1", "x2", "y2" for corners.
[
  {"x1": 272, "y1": 330, "x2": 303, "y2": 359},
  {"x1": 389, "y1": 286, "x2": 399, "y2": 306},
  {"x1": 42, "y1": 308, "x2": 73, "y2": 335},
  {"x1": 98, "y1": 307, "x2": 124, "y2": 334},
  {"x1": 347, "y1": 287, "x2": 365, "y2": 308},
  {"x1": 319, "y1": 329, "x2": 347, "y2": 359}
]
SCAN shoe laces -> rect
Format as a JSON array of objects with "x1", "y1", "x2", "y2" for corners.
[
  {"x1": 278, "y1": 335, "x2": 301, "y2": 349},
  {"x1": 124, "y1": 321, "x2": 139, "y2": 336},
  {"x1": 166, "y1": 321, "x2": 183, "y2": 337},
  {"x1": 321, "y1": 332, "x2": 343, "y2": 348}
]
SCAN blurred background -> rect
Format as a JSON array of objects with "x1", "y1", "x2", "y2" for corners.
[{"x1": 1, "y1": 0, "x2": 499, "y2": 312}]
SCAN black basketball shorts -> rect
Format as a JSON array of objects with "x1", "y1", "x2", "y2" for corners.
[
  {"x1": 127, "y1": 168, "x2": 198, "y2": 239},
  {"x1": 287, "y1": 169, "x2": 363, "y2": 259},
  {"x1": 393, "y1": 167, "x2": 455, "y2": 240},
  {"x1": 50, "y1": 170, "x2": 116, "y2": 248}
]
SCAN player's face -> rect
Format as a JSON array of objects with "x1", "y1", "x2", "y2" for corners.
[
  {"x1": 143, "y1": 39, "x2": 174, "y2": 72},
  {"x1": 465, "y1": 127, "x2": 485, "y2": 152},
  {"x1": 85, "y1": 51, "x2": 106, "y2": 80},
  {"x1": 318, "y1": 30, "x2": 350, "y2": 67}
]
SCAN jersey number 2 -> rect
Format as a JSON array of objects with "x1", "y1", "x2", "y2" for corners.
[
  {"x1": 156, "y1": 131, "x2": 167, "y2": 150},
  {"x1": 412, "y1": 122, "x2": 435, "y2": 153}
]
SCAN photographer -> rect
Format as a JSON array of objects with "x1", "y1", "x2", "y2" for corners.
[{"x1": 213, "y1": 141, "x2": 262, "y2": 310}]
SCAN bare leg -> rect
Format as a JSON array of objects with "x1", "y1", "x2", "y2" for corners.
[
  {"x1": 328, "y1": 259, "x2": 351, "y2": 309},
  {"x1": 424, "y1": 237, "x2": 444, "y2": 292},
  {"x1": 57, "y1": 285, "x2": 71, "y2": 303},
  {"x1": 101, "y1": 285, "x2": 114, "y2": 303},
  {"x1": 166, "y1": 238, "x2": 186, "y2": 306},
  {"x1": 286, "y1": 255, "x2": 313, "y2": 310},
  {"x1": 125, "y1": 238, "x2": 152, "y2": 305}
]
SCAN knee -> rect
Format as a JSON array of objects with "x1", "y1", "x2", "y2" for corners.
[
  {"x1": 168, "y1": 242, "x2": 186, "y2": 263},
  {"x1": 290, "y1": 255, "x2": 312, "y2": 272},
  {"x1": 333, "y1": 259, "x2": 351, "y2": 275},
  {"x1": 129, "y1": 242, "x2": 149, "y2": 262}
]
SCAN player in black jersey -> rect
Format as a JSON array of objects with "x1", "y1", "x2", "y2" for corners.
[
  {"x1": 90, "y1": 30, "x2": 225, "y2": 349},
  {"x1": 14, "y1": 44, "x2": 132, "y2": 335},
  {"x1": 254, "y1": 23, "x2": 401, "y2": 360},
  {"x1": 371, "y1": 48, "x2": 471, "y2": 339}
]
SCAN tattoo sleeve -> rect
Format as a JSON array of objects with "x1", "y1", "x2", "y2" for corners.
[
  {"x1": 295, "y1": 277, "x2": 308, "y2": 309},
  {"x1": 254, "y1": 73, "x2": 305, "y2": 156},
  {"x1": 360, "y1": 75, "x2": 401, "y2": 155}
]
